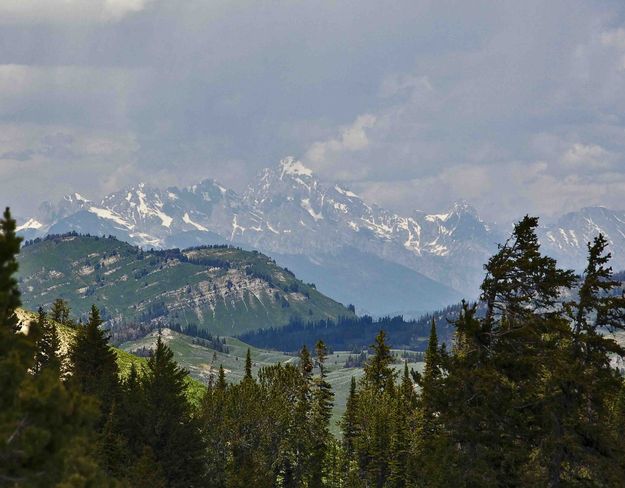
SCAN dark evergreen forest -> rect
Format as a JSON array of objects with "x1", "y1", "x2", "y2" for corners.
[{"x1": 238, "y1": 307, "x2": 462, "y2": 353}]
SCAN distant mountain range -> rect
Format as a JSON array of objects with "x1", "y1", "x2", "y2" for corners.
[{"x1": 16, "y1": 157, "x2": 625, "y2": 315}]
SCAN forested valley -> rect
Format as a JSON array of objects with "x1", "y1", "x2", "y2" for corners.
[{"x1": 3, "y1": 207, "x2": 625, "y2": 487}]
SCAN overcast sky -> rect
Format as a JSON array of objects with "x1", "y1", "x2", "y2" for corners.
[{"x1": 1, "y1": 0, "x2": 625, "y2": 223}]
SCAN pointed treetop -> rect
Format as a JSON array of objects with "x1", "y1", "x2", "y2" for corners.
[
  {"x1": 217, "y1": 364, "x2": 227, "y2": 391},
  {"x1": 400, "y1": 360, "x2": 417, "y2": 407},
  {"x1": 569, "y1": 233, "x2": 625, "y2": 339},
  {"x1": 481, "y1": 214, "x2": 575, "y2": 328},
  {"x1": 244, "y1": 348, "x2": 253, "y2": 380},
  {"x1": 422, "y1": 319, "x2": 441, "y2": 389},
  {"x1": 34, "y1": 306, "x2": 62, "y2": 373},
  {"x1": 299, "y1": 344, "x2": 313, "y2": 378},
  {"x1": 315, "y1": 340, "x2": 329, "y2": 375},
  {"x1": 363, "y1": 330, "x2": 396, "y2": 393}
]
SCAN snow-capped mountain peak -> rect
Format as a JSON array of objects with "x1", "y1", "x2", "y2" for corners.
[{"x1": 16, "y1": 218, "x2": 43, "y2": 232}]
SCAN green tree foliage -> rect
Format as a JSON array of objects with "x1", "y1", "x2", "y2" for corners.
[
  {"x1": 50, "y1": 298, "x2": 72, "y2": 326},
  {"x1": 336, "y1": 217, "x2": 625, "y2": 488},
  {"x1": 198, "y1": 342, "x2": 338, "y2": 488},
  {"x1": 0, "y1": 209, "x2": 109, "y2": 487},
  {"x1": 412, "y1": 219, "x2": 625, "y2": 487},
  {"x1": 0, "y1": 207, "x2": 21, "y2": 329},
  {"x1": 345, "y1": 330, "x2": 399, "y2": 488},
  {"x1": 310, "y1": 341, "x2": 334, "y2": 488},
  {"x1": 33, "y1": 306, "x2": 62, "y2": 374},
  {"x1": 532, "y1": 234, "x2": 625, "y2": 486},
  {"x1": 69, "y1": 305, "x2": 120, "y2": 423},
  {"x1": 387, "y1": 362, "x2": 416, "y2": 488},
  {"x1": 244, "y1": 347, "x2": 253, "y2": 380},
  {"x1": 201, "y1": 365, "x2": 229, "y2": 488},
  {"x1": 140, "y1": 336, "x2": 205, "y2": 487},
  {"x1": 341, "y1": 376, "x2": 359, "y2": 458},
  {"x1": 363, "y1": 330, "x2": 396, "y2": 394}
]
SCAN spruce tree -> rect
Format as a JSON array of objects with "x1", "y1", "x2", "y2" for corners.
[
  {"x1": 310, "y1": 340, "x2": 334, "y2": 488},
  {"x1": 418, "y1": 319, "x2": 441, "y2": 419},
  {"x1": 341, "y1": 376, "x2": 359, "y2": 458},
  {"x1": 33, "y1": 306, "x2": 62, "y2": 373},
  {"x1": 363, "y1": 330, "x2": 396, "y2": 393},
  {"x1": 142, "y1": 336, "x2": 205, "y2": 487},
  {"x1": 244, "y1": 347, "x2": 253, "y2": 380},
  {"x1": 299, "y1": 344, "x2": 313, "y2": 379},
  {"x1": 224, "y1": 372, "x2": 273, "y2": 487},
  {"x1": 50, "y1": 298, "x2": 71, "y2": 326},
  {"x1": 481, "y1": 215, "x2": 575, "y2": 332},
  {"x1": 399, "y1": 361, "x2": 417, "y2": 408},
  {"x1": 217, "y1": 364, "x2": 227, "y2": 390},
  {"x1": 350, "y1": 330, "x2": 398, "y2": 488},
  {"x1": 201, "y1": 366, "x2": 229, "y2": 488},
  {"x1": 479, "y1": 216, "x2": 575, "y2": 484},
  {"x1": 106, "y1": 363, "x2": 149, "y2": 480},
  {"x1": 535, "y1": 234, "x2": 625, "y2": 486},
  {"x1": 69, "y1": 304, "x2": 119, "y2": 422},
  {"x1": 0, "y1": 207, "x2": 21, "y2": 330},
  {"x1": 387, "y1": 362, "x2": 416, "y2": 488},
  {"x1": 568, "y1": 233, "x2": 625, "y2": 345}
]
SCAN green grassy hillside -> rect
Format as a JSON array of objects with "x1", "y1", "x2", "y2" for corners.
[{"x1": 18, "y1": 234, "x2": 353, "y2": 336}]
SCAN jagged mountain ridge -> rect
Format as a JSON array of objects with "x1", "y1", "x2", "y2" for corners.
[{"x1": 17, "y1": 158, "x2": 625, "y2": 311}]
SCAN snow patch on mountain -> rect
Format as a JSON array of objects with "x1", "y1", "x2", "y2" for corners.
[
  {"x1": 183, "y1": 212, "x2": 209, "y2": 232},
  {"x1": 301, "y1": 198, "x2": 324, "y2": 221},
  {"x1": 16, "y1": 218, "x2": 43, "y2": 232},
  {"x1": 334, "y1": 185, "x2": 359, "y2": 199},
  {"x1": 135, "y1": 188, "x2": 173, "y2": 228},
  {"x1": 74, "y1": 193, "x2": 90, "y2": 203},
  {"x1": 88, "y1": 207, "x2": 134, "y2": 229},
  {"x1": 426, "y1": 212, "x2": 451, "y2": 222}
]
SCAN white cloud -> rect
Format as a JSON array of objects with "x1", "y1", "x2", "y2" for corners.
[
  {"x1": 305, "y1": 114, "x2": 376, "y2": 167},
  {"x1": 103, "y1": 0, "x2": 151, "y2": 20},
  {"x1": 0, "y1": 0, "x2": 152, "y2": 24},
  {"x1": 355, "y1": 159, "x2": 625, "y2": 224},
  {"x1": 560, "y1": 143, "x2": 612, "y2": 169}
]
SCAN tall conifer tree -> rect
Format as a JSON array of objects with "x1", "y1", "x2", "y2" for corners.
[
  {"x1": 0, "y1": 208, "x2": 21, "y2": 330},
  {"x1": 69, "y1": 304, "x2": 119, "y2": 422},
  {"x1": 142, "y1": 336, "x2": 205, "y2": 487},
  {"x1": 310, "y1": 340, "x2": 334, "y2": 488},
  {"x1": 33, "y1": 307, "x2": 62, "y2": 373}
]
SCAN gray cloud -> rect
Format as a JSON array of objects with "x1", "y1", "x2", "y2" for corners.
[{"x1": 1, "y1": 0, "x2": 624, "y2": 223}]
